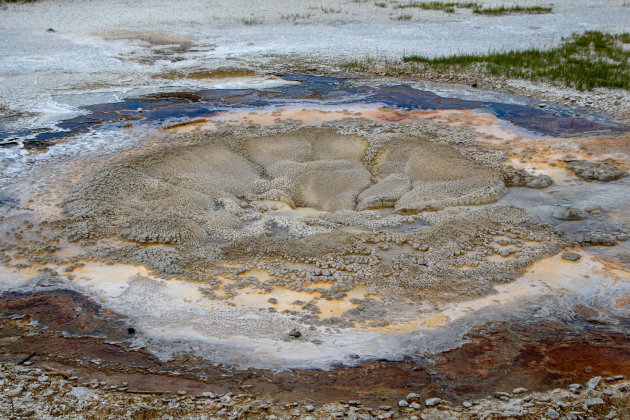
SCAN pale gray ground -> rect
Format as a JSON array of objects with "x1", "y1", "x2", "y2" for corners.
[{"x1": 1, "y1": 0, "x2": 629, "y2": 131}]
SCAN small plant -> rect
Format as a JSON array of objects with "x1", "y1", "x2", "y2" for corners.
[
  {"x1": 394, "y1": 2, "x2": 551, "y2": 14},
  {"x1": 403, "y1": 31, "x2": 630, "y2": 90},
  {"x1": 396, "y1": 2, "x2": 480, "y2": 11},
  {"x1": 342, "y1": 55, "x2": 377, "y2": 70},
  {"x1": 394, "y1": 13, "x2": 413, "y2": 20},
  {"x1": 375, "y1": 2, "x2": 387, "y2": 7},
  {"x1": 281, "y1": 13, "x2": 313, "y2": 23},
  {"x1": 473, "y1": 5, "x2": 552, "y2": 15},
  {"x1": 241, "y1": 17, "x2": 264, "y2": 25},
  {"x1": 321, "y1": 7, "x2": 342, "y2": 13}
]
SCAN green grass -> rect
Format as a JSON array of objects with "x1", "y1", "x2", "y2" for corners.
[
  {"x1": 241, "y1": 17, "x2": 264, "y2": 25},
  {"x1": 375, "y1": 2, "x2": 387, "y2": 7},
  {"x1": 396, "y1": 2, "x2": 478, "y2": 11},
  {"x1": 473, "y1": 5, "x2": 552, "y2": 14},
  {"x1": 403, "y1": 32, "x2": 630, "y2": 90},
  {"x1": 393, "y1": 13, "x2": 413, "y2": 20},
  {"x1": 394, "y1": 2, "x2": 552, "y2": 14}
]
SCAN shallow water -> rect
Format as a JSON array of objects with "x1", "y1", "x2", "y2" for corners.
[{"x1": 1, "y1": 75, "x2": 624, "y2": 148}]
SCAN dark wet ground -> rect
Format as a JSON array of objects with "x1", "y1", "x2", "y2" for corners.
[
  {"x1": 1, "y1": 289, "x2": 629, "y2": 406},
  {"x1": 0, "y1": 75, "x2": 624, "y2": 148}
]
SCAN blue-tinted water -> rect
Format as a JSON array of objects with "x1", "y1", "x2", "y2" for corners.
[{"x1": 0, "y1": 74, "x2": 624, "y2": 148}]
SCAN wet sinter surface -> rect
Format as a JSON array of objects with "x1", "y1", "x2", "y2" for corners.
[
  {"x1": 0, "y1": 75, "x2": 624, "y2": 148},
  {"x1": 0, "y1": 75, "x2": 628, "y2": 409}
]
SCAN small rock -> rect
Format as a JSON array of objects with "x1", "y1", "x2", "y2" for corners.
[
  {"x1": 398, "y1": 400, "x2": 409, "y2": 407},
  {"x1": 546, "y1": 408, "x2": 560, "y2": 419},
  {"x1": 305, "y1": 405, "x2": 315, "y2": 412},
  {"x1": 406, "y1": 392, "x2": 420, "y2": 402},
  {"x1": 494, "y1": 391, "x2": 512, "y2": 399},
  {"x1": 512, "y1": 387, "x2": 528, "y2": 394},
  {"x1": 583, "y1": 397, "x2": 605, "y2": 408},
  {"x1": 606, "y1": 411, "x2": 618, "y2": 419},
  {"x1": 555, "y1": 207, "x2": 587, "y2": 221},
  {"x1": 425, "y1": 397, "x2": 441, "y2": 407},
  {"x1": 462, "y1": 401, "x2": 472, "y2": 408},
  {"x1": 177, "y1": 390, "x2": 187, "y2": 395},
  {"x1": 287, "y1": 328, "x2": 301, "y2": 339},
  {"x1": 585, "y1": 205, "x2": 602, "y2": 213},
  {"x1": 409, "y1": 402, "x2": 421, "y2": 409},
  {"x1": 562, "y1": 252, "x2": 582, "y2": 262},
  {"x1": 586, "y1": 376, "x2": 602, "y2": 390},
  {"x1": 568, "y1": 383, "x2": 582, "y2": 393}
]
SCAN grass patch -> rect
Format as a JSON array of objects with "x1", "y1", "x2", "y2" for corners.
[
  {"x1": 473, "y1": 5, "x2": 552, "y2": 14},
  {"x1": 396, "y1": 2, "x2": 478, "y2": 11},
  {"x1": 394, "y1": 2, "x2": 552, "y2": 14},
  {"x1": 321, "y1": 7, "x2": 342, "y2": 13},
  {"x1": 342, "y1": 56, "x2": 378, "y2": 71},
  {"x1": 281, "y1": 13, "x2": 313, "y2": 23},
  {"x1": 375, "y1": 2, "x2": 387, "y2": 7},
  {"x1": 393, "y1": 13, "x2": 413, "y2": 20},
  {"x1": 241, "y1": 17, "x2": 264, "y2": 25},
  {"x1": 403, "y1": 31, "x2": 630, "y2": 90}
]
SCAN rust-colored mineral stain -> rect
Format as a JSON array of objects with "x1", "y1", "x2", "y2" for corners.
[
  {"x1": 436, "y1": 321, "x2": 630, "y2": 400},
  {"x1": 2, "y1": 289, "x2": 630, "y2": 407}
]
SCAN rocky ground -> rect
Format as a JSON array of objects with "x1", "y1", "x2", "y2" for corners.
[{"x1": 0, "y1": 361, "x2": 628, "y2": 419}]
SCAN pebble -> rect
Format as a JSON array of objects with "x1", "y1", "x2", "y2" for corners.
[
  {"x1": 546, "y1": 408, "x2": 560, "y2": 419},
  {"x1": 305, "y1": 404, "x2": 315, "y2": 412},
  {"x1": 512, "y1": 387, "x2": 528, "y2": 394},
  {"x1": 406, "y1": 392, "x2": 420, "y2": 402},
  {"x1": 583, "y1": 397, "x2": 605, "y2": 408},
  {"x1": 425, "y1": 397, "x2": 441, "y2": 407},
  {"x1": 398, "y1": 400, "x2": 409, "y2": 407},
  {"x1": 562, "y1": 252, "x2": 581, "y2": 262},
  {"x1": 586, "y1": 376, "x2": 602, "y2": 390},
  {"x1": 494, "y1": 391, "x2": 511, "y2": 399}
]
